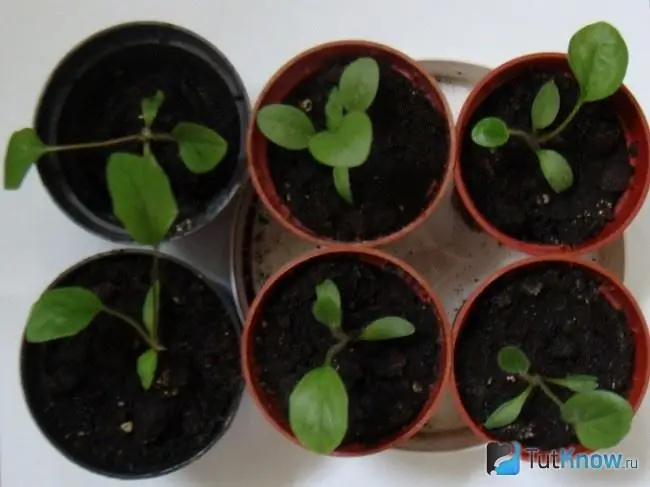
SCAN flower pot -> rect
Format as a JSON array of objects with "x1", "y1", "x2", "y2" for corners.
[
  {"x1": 247, "y1": 40, "x2": 455, "y2": 247},
  {"x1": 34, "y1": 22, "x2": 249, "y2": 242},
  {"x1": 20, "y1": 249, "x2": 243, "y2": 479},
  {"x1": 242, "y1": 247, "x2": 451, "y2": 455},
  {"x1": 451, "y1": 256, "x2": 649, "y2": 456},
  {"x1": 455, "y1": 53, "x2": 650, "y2": 255}
]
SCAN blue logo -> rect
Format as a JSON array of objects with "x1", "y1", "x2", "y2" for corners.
[{"x1": 486, "y1": 441, "x2": 521, "y2": 475}]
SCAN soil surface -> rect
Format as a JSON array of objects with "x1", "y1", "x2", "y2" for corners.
[
  {"x1": 22, "y1": 253, "x2": 242, "y2": 476},
  {"x1": 267, "y1": 57, "x2": 449, "y2": 241},
  {"x1": 461, "y1": 68, "x2": 635, "y2": 245},
  {"x1": 51, "y1": 43, "x2": 242, "y2": 234},
  {"x1": 455, "y1": 262, "x2": 635, "y2": 450},
  {"x1": 254, "y1": 255, "x2": 442, "y2": 448}
]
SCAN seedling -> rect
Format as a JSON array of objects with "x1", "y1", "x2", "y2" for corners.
[
  {"x1": 289, "y1": 279, "x2": 416, "y2": 454},
  {"x1": 13, "y1": 91, "x2": 229, "y2": 390},
  {"x1": 471, "y1": 22, "x2": 628, "y2": 193},
  {"x1": 484, "y1": 345, "x2": 633, "y2": 450},
  {"x1": 256, "y1": 57, "x2": 380, "y2": 204}
]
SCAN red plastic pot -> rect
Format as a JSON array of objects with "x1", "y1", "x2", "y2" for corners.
[
  {"x1": 241, "y1": 247, "x2": 451, "y2": 455},
  {"x1": 247, "y1": 40, "x2": 456, "y2": 248},
  {"x1": 455, "y1": 53, "x2": 650, "y2": 255},
  {"x1": 450, "y1": 255, "x2": 650, "y2": 457}
]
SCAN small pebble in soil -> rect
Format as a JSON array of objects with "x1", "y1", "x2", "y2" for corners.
[
  {"x1": 300, "y1": 99, "x2": 312, "y2": 112},
  {"x1": 120, "y1": 421, "x2": 134, "y2": 434}
]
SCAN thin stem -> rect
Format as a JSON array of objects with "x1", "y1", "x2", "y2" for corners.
[
  {"x1": 509, "y1": 128, "x2": 539, "y2": 151},
  {"x1": 523, "y1": 374, "x2": 564, "y2": 409},
  {"x1": 47, "y1": 132, "x2": 174, "y2": 152},
  {"x1": 150, "y1": 251, "x2": 161, "y2": 345},
  {"x1": 538, "y1": 99, "x2": 583, "y2": 143},
  {"x1": 103, "y1": 306, "x2": 165, "y2": 351},
  {"x1": 325, "y1": 337, "x2": 350, "y2": 365}
]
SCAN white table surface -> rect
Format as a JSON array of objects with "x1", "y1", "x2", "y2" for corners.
[{"x1": 2, "y1": 0, "x2": 650, "y2": 485}]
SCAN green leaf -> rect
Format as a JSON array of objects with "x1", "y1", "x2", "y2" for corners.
[
  {"x1": 497, "y1": 346, "x2": 530, "y2": 374},
  {"x1": 325, "y1": 88, "x2": 345, "y2": 131},
  {"x1": 137, "y1": 349, "x2": 158, "y2": 390},
  {"x1": 569, "y1": 21, "x2": 628, "y2": 102},
  {"x1": 256, "y1": 104, "x2": 315, "y2": 150},
  {"x1": 562, "y1": 390, "x2": 633, "y2": 450},
  {"x1": 471, "y1": 117, "x2": 509, "y2": 148},
  {"x1": 485, "y1": 386, "x2": 533, "y2": 429},
  {"x1": 548, "y1": 375, "x2": 598, "y2": 393},
  {"x1": 141, "y1": 90, "x2": 165, "y2": 128},
  {"x1": 312, "y1": 280, "x2": 342, "y2": 330},
  {"x1": 333, "y1": 167, "x2": 353, "y2": 204},
  {"x1": 537, "y1": 149, "x2": 574, "y2": 193},
  {"x1": 4, "y1": 128, "x2": 48, "y2": 189},
  {"x1": 171, "y1": 122, "x2": 228, "y2": 173},
  {"x1": 338, "y1": 57, "x2": 380, "y2": 112},
  {"x1": 142, "y1": 280, "x2": 160, "y2": 335},
  {"x1": 289, "y1": 365, "x2": 348, "y2": 454},
  {"x1": 25, "y1": 287, "x2": 103, "y2": 342},
  {"x1": 531, "y1": 80, "x2": 560, "y2": 130},
  {"x1": 308, "y1": 112, "x2": 372, "y2": 168},
  {"x1": 106, "y1": 153, "x2": 178, "y2": 245},
  {"x1": 359, "y1": 316, "x2": 416, "y2": 341}
]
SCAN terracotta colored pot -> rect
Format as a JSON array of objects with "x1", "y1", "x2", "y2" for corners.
[
  {"x1": 450, "y1": 256, "x2": 650, "y2": 458},
  {"x1": 247, "y1": 40, "x2": 456, "y2": 247},
  {"x1": 455, "y1": 53, "x2": 650, "y2": 255},
  {"x1": 241, "y1": 247, "x2": 451, "y2": 456}
]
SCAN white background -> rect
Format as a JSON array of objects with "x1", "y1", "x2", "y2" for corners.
[{"x1": 2, "y1": 0, "x2": 650, "y2": 485}]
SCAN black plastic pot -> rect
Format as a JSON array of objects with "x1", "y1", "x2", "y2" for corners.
[
  {"x1": 35, "y1": 22, "x2": 249, "y2": 242},
  {"x1": 20, "y1": 249, "x2": 244, "y2": 479}
]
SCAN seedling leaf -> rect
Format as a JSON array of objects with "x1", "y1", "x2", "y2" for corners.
[
  {"x1": 257, "y1": 104, "x2": 315, "y2": 150},
  {"x1": 171, "y1": 122, "x2": 228, "y2": 173},
  {"x1": 359, "y1": 316, "x2": 415, "y2": 341},
  {"x1": 4, "y1": 128, "x2": 48, "y2": 189},
  {"x1": 537, "y1": 149, "x2": 574, "y2": 193},
  {"x1": 325, "y1": 88, "x2": 344, "y2": 131},
  {"x1": 548, "y1": 375, "x2": 598, "y2": 393},
  {"x1": 532, "y1": 80, "x2": 560, "y2": 130},
  {"x1": 137, "y1": 348, "x2": 158, "y2": 390},
  {"x1": 497, "y1": 346, "x2": 530, "y2": 374},
  {"x1": 471, "y1": 117, "x2": 509, "y2": 148},
  {"x1": 569, "y1": 21, "x2": 628, "y2": 102},
  {"x1": 25, "y1": 287, "x2": 103, "y2": 342},
  {"x1": 562, "y1": 390, "x2": 633, "y2": 450},
  {"x1": 333, "y1": 167, "x2": 353, "y2": 204},
  {"x1": 338, "y1": 57, "x2": 380, "y2": 112},
  {"x1": 308, "y1": 112, "x2": 372, "y2": 168},
  {"x1": 312, "y1": 280, "x2": 342, "y2": 330},
  {"x1": 141, "y1": 91, "x2": 165, "y2": 128},
  {"x1": 142, "y1": 280, "x2": 160, "y2": 335},
  {"x1": 107, "y1": 152, "x2": 178, "y2": 245},
  {"x1": 485, "y1": 386, "x2": 533, "y2": 429},
  {"x1": 289, "y1": 365, "x2": 348, "y2": 454}
]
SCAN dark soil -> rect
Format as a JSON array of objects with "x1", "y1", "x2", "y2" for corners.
[
  {"x1": 22, "y1": 253, "x2": 242, "y2": 476},
  {"x1": 254, "y1": 255, "x2": 442, "y2": 448},
  {"x1": 267, "y1": 57, "x2": 449, "y2": 241},
  {"x1": 455, "y1": 262, "x2": 635, "y2": 450},
  {"x1": 460, "y1": 68, "x2": 635, "y2": 245},
  {"x1": 51, "y1": 44, "x2": 242, "y2": 233}
]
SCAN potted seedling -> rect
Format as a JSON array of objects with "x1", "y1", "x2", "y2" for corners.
[
  {"x1": 455, "y1": 21, "x2": 650, "y2": 254},
  {"x1": 4, "y1": 22, "x2": 249, "y2": 242},
  {"x1": 242, "y1": 248, "x2": 451, "y2": 455},
  {"x1": 19, "y1": 113, "x2": 243, "y2": 477},
  {"x1": 452, "y1": 256, "x2": 649, "y2": 454},
  {"x1": 248, "y1": 41, "x2": 455, "y2": 246}
]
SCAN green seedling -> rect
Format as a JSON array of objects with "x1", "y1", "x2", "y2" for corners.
[
  {"x1": 471, "y1": 22, "x2": 628, "y2": 193},
  {"x1": 484, "y1": 345, "x2": 633, "y2": 450},
  {"x1": 256, "y1": 57, "x2": 380, "y2": 204},
  {"x1": 15, "y1": 91, "x2": 229, "y2": 390},
  {"x1": 289, "y1": 279, "x2": 416, "y2": 454}
]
